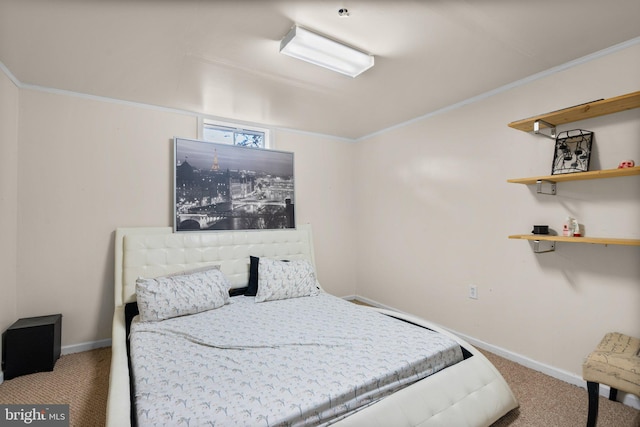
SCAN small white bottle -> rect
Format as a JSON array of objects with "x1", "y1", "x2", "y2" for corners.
[
  {"x1": 564, "y1": 217, "x2": 574, "y2": 237},
  {"x1": 571, "y1": 217, "x2": 581, "y2": 237}
]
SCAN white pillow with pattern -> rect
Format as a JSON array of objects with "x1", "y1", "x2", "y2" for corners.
[
  {"x1": 136, "y1": 268, "x2": 231, "y2": 322},
  {"x1": 255, "y1": 258, "x2": 320, "y2": 303}
]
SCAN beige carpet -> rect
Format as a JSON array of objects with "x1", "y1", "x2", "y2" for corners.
[
  {"x1": 0, "y1": 346, "x2": 638, "y2": 426},
  {"x1": 482, "y1": 349, "x2": 640, "y2": 427},
  {"x1": 0, "y1": 347, "x2": 110, "y2": 426}
]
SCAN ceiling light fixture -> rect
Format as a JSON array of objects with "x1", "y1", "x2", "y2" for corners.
[{"x1": 279, "y1": 25, "x2": 374, "y2": 78}]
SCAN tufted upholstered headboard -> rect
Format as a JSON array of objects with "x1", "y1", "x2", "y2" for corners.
[{"x1": 114, "y1": 224, "x2": 317, "y2": 308}]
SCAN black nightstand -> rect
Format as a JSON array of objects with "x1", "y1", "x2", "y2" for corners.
[{"x1": 2, "y1": 314, "x2": 62, "y2": 380}]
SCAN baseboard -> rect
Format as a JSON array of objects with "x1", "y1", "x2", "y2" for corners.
[
  {"x1": 346, "y1": 295, "x2": 640, "y2": 410},
  {"x1": 453, "y1": 329, "x2": 640, "y2": 410},
  {"x1": 61, "y1": 338, "x2": 111, "y2": 355}
]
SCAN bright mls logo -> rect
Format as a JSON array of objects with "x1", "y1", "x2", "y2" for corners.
[{"x1": 0, "y1": 405, "x2": 68, "y2": 426}]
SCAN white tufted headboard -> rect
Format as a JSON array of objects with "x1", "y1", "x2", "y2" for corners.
[{"x1": 114, "y1": 224, "x2": 317, "y2": 307}]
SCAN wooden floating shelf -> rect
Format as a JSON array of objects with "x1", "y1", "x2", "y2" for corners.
[
  {"x1": 507, "y1": 90, "x2": 640, "y2": 252},
  {"x1": 507, "y1": 166, "x2": 640, "y2": 185},
  {"x1": 508, "y1": 235, "x2": 640, "y2": 247},
  {"x1": 508, "y1": 91, "x2": 640, "y2": 133}
]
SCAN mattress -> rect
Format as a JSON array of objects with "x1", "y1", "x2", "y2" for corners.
[{"x1": 129, "y1": 292, "x2": 464, "y2": 426}]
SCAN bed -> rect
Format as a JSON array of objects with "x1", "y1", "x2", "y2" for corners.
[{"x1": 106, "y1": 224, "x2": 518, "y2": 427}]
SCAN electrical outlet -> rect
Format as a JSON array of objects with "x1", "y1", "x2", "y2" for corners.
[{"x1": 469, "y1": 285, "x2": 478, "y2": 300}]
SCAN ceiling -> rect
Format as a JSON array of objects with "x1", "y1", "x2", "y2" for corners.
[{"x1": 1, "y1": 0, "x2": 639, "y2": 140}]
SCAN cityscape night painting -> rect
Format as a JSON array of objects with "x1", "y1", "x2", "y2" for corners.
[{"x1": 174, "y1": 137, "x2": 295, "y2": 231}]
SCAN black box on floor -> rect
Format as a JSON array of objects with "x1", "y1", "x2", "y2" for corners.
[{"x1": 2, "y1": 314, "x2": 62, "y2": 380}]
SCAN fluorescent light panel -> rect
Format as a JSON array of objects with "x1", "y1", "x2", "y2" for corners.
[{"x1": 280, "y1": 25, "x2": 374, "y2": 78}]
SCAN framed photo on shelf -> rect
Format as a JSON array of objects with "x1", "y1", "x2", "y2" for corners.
[
  {"x1": 174, "y1": 137, "x2": 295, "y2": 232},
  {"x1": 551, "y1": 129, "x2": 593, "y2": 175}
]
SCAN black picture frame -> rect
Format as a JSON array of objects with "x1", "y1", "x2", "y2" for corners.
[
  {"x1": 551, "y1": 129, "x2": 593, "y2": 175},
  {"x1": 174, "y1": 137, "x2": 295, "y2": 232}
]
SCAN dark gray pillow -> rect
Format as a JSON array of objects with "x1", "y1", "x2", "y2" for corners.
[{"x1": 244, "y1": 256, "x2": 260, "y2": 296}]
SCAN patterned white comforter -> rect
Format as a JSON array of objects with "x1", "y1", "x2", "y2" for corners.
[{"x1": 129, "y1": 293, "x2": 463, "y2": 426}]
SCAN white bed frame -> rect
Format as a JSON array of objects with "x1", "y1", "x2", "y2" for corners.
[{"x1": 107, "y1": 225, "x2": 517, "y2": 427}]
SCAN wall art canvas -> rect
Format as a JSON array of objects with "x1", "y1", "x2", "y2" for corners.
[
  {"x1": 174, "y1": 137, "x2": 295, "y2": 231},
  {"x1": 551, "y1": 129, "x2": 593, "y2": 175}
]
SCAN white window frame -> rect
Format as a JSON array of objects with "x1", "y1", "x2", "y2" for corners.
[{"x1": 199, "y1": 117, "x2": 272, "y2": 149}]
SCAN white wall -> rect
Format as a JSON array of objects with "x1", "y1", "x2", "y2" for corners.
[
  {"x1": 16, "y1": 91, "x2": 197, "y2": 346},
  {"x1": 275, "y1": 131, "x2": 357, "y2": 297},
  {"x1": 3, "y1": 38, "x2": 639, "y2": 390},
  {"x1": 0, "y1": 67, "x2": 19, "y2": 367},
  {"x1": 353, "y1": 43, "x2": 640, "y2": 376},
  {"x1": 13, "y1": 89, "x2": 355, "y2": 347}
]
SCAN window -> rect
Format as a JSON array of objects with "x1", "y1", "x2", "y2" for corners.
[{"x1": 202, "y1": 119, "x2": 269, "y2": 149}]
